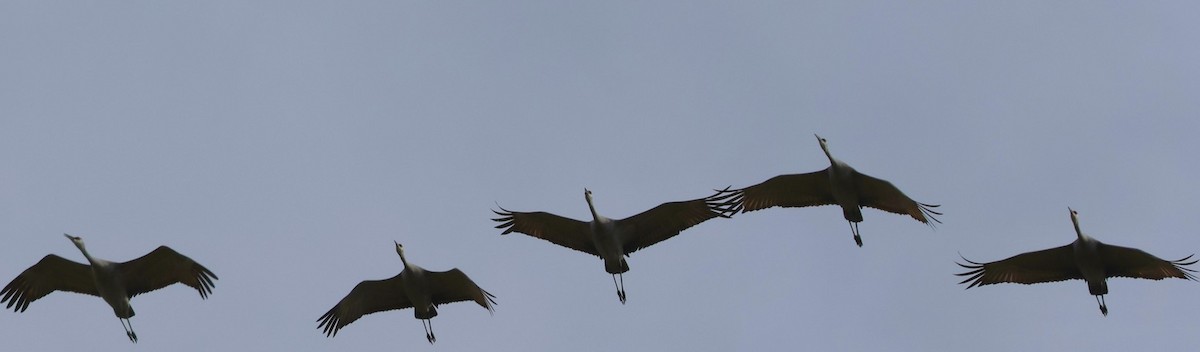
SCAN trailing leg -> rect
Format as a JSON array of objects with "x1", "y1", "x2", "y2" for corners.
[
  {"x1": 422, "y1": 319, "x2": 436, "y2": 344},
  {"x1": 611, "y1": 274, "x2": 626, "y2": 304},
  {"x1": 119, "y1": 318, "x2": 138, "y2": 343},
  {"x1": 848, "y1": 221, "x2": 863, "y2": 247}
]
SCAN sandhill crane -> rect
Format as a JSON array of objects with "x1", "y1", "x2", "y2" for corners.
[
  {"x1": 957, "y1": 208, "x2": 1197, "y2": 316},
  {"x1": 1, "y1": 234, "x2": 217, "y2": 342},
  {"x1": 492, "y1": 188, "x2": 737, "y2": 304},
  {"x1": 717, "y1": 134, "x2": 940, "y2": 247},
  {"x1": 317, "y1": 242, "x2": 496, "y2": 344}
]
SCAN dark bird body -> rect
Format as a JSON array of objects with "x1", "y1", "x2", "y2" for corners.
[
  {"x1": 1, "y1": 234, "x2": 217, "y2": 342},
  {"x1": 957, "y1": 208, "x2": 1197, "y2": 315},
  {"x1": 720, "y1": 134, "x2": 940, "y2": 246},
  {"x1": 493, "y1": 188, "x2": 737, "y2": 303},
  {"x1": 317, "y1": 242, "x2": 495, "y2": 343}
]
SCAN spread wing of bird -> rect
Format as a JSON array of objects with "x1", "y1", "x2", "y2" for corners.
[
  {"x1": 1098, "y1": 244, "x2": 1198, "y2": 281},
  {"x1": 317, "y1": 274, "x2": 411, "y2": 337},
  {"x1": 118, "y1": 246, "x2": 218, "y2": 299},
  {"x1": 426, "y1": 268, "x2": 497, "y2": 312},
  {"x1": 723, "y1": 171, "x2": 834, "y2": 213},
  {"x1": 618, "y1": 191, "x2": 733, "y2": 254},
  {"x1": 492, "y1": 207, "x2": 598, "y2": 256},
  {"x1": 854, "y1": 172, "x2": 941, "y2": 225},
  {"x1": 957, "y1": 245, "x2": 1083, "y2": 288},
  {"x1": 1, "y1": 254, "x2": 98, "y2": 312}
]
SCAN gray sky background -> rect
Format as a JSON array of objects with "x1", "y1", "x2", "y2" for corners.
[{"x1": 3, "y1": 2, "x2": 1199, "y2": 351}]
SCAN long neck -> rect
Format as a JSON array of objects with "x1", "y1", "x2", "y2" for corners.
[
  {"x1": 821, "y1": 144, "x2": 837, "y2": 165},
  {"x1": 586, "y1": 195, "x2": 601, "y2": 222},
  {"x1": 1072, "y1": 217, "x2": 1086, "y2": 241},
  {"x1": 74, "y1": 244, "x2": 101, "y2": 267}
]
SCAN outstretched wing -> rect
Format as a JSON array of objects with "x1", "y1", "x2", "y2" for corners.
[
  {"x1": 618, "y1": 190, "x2": 732, "y2": 254},
  {"x1": 956, "y1": 245, "x2": 1082, "y2": 288},
  {"x1": 118, "y1": 246, "x2": 218, "y2": 299},
  {"x1": 1099, "y1": 244, "x2": 1198, "y2": 281},
  {"x1": 426, "y1": 268, "x2": 497, "y2": 313},
  {"x1": 317, "y1": 274, "x2": 411, "y2": 337},
  {"x1": 854, "y1": 172, "x2": 941, "y2": 225},
  {"x1": 492, "y1": 207, "x2": 598, "y2": 256},
  {"x1": 1, "y1": 255, "x2": 98, "y2": 312},
  {"x1": 723, "y1": 171, "x2": 835, "y2": 213}
]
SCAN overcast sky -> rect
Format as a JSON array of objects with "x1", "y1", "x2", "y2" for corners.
[{"x1": 3, "y1": 1, "x2": 1199, "y2": 351}]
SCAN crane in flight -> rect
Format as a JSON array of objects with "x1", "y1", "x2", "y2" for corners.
[
  {"x1": 957, "y1": 208, "x2": 1197, "y2": 316},
  {"x1": 718, "y1": 134, "x2": 940, "y2": 247},
  {"x1": 1, "y1": 234, "x2": 217, "y2": 342},
  {"x1": 493, "y1": 187, "x2": 737, "y2": 304},
  {"x1": 317, "y1": 242, "x2": 496, "y2": 344}
]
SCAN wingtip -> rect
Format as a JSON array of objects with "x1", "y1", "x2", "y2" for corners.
[{"x1": 955, "y1": 252, "x2": 984, "y2": 265}]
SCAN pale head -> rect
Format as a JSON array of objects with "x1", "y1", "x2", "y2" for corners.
[
  {"x1": 394, "y1": 241, "x2": 405, "y2": 257},
  {"x1": 63, "y1": 233, "x2": 84, "y2": 248},
  {"x1": 1068, "y1": 207, "x2": 1086, "y2": 240},
  {"x1": 584, "y1": 188, "x2": 593, "y2": 202},
  {"x1": 814, "y1": 134, "x2": 830, "y2": 152}
]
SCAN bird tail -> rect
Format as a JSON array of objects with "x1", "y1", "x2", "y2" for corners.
[
  {"x1": 605, "y1": 258, "x2": 629, "y2": 274},
  {"x1": 1087, "y1": 280, "x2": 1108, "y2": 296}
]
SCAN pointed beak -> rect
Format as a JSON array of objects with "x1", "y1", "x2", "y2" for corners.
[
  {"x1": 813, "y1": 133, "x2": 822, "y2": 140},
  {"x1": 63, "y1": 233, "x2": 71, "y2": 239}
]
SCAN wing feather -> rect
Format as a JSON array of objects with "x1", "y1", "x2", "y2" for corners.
[
  {"x1": 1099, "y1": 244, "x2": 1198, "y2": 281},
  {"x1": 618, "y1": 190, "x2": 732, "y2": 254},
  {"x1": 426, "y1": 269, "x2": 497, "y2": 313},
  {"x1": 118, "y1": 246, "x2": 218, "y2": 299},
  {"x1": 854, "y1": 172, "x2": 941, "y2": 225},
  {"x1": 1, "y1": 255, "x2": 98, "y2": 312},
  {"x1": 956, "y1": 245, "x2": 1082, "y2": 288},
  {"x1": 492, "y1": 208, "x2": 598, "y2": 256},
  {"x1": 316, "y1": 274, "x2": 410, "y2": 337},
  {"x1": 726, "y1": 171, "x2": 834, "y2": 213}
]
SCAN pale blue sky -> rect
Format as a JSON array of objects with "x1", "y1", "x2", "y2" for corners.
[{"x1": 3, "y1": 2, "x2": 1199, "y2": 351}]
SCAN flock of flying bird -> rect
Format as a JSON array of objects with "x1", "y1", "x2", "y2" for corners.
[{"x1": 3, "y1": 134, "x2": 1196, "y2": 344}]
